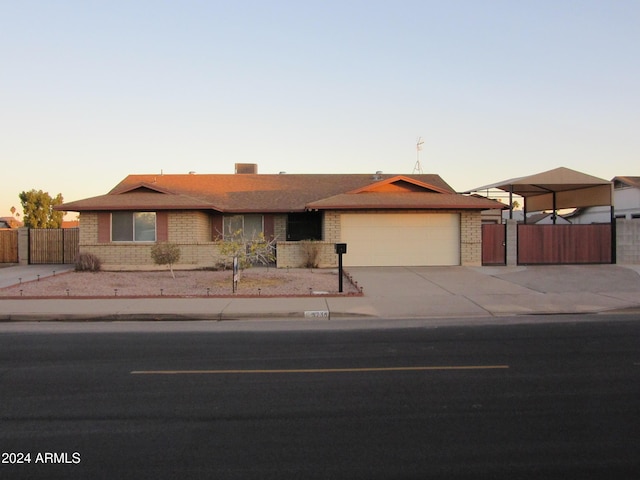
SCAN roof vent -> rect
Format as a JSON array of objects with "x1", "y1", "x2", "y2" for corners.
[
  {"x1": 188, "y1": 171, "x2": 196, "y2": 175},
  {"x1": 373, "y1": 170, "x2": 383, "y2": 180},
  {"x1": 279, "y1": 171, "x2": 287, "y2": 174},
  {"x1": 235, "y1": 163, "x2": 258, "y2": 174}
]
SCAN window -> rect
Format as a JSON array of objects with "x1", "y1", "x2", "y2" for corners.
[
  {"x1": 112, "y1": 212, "x2": 156, "y2": 242},
  {"x1": 287, "y1": 211, "x2": 322, "y2": 240},
  {"x1": 223, "y1": 214, "x2": 263, "y2": 240}
]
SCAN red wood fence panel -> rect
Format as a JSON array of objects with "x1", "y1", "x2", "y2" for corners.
[
  {"x1": 0, "y1": 229, "x2": 19, "y2": 263},
  {"x1": 482, "y1": 224, "x2": 506, "y2": 265},
  {"x1": 517, "y1": 224, "x2": 611, "y2": 264}
]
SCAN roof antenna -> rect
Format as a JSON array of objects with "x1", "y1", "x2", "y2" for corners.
[{"x1": 413, "y1": 136, "x2": 424, "y2": 174}]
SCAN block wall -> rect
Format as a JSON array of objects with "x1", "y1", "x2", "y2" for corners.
[
  {"x1": 616, "y1": 219, "x2": 640, "y2": 264},
  {"x1": 276, "y1": 242, "x2": 338, "y2": 268},
  {"x1": 505, "y1": 219, "x2": 518, "y2": 266}
]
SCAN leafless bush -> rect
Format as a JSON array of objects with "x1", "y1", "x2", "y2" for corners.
[
  {"x1": 300, "y1": 240, "x2": 321, "y2": 268},
  {"x1": 75, "y1": 252, "x2": 102, "y2": 272}
]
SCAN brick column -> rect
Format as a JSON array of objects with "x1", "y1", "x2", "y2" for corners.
[
  {"x1": 460, "y1": 212, "x2": 481, "y2": 266},
  {"x1": 18, "y1": 228, "x2": 29, "y2": 265},
  {"x1": 506, "y1": 219, "x2": 518, "y2": 266}
]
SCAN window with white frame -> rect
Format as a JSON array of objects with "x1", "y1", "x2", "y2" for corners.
[
  {"x1": 223, "y1": 214, "x2": 263, "y2": 240},
  {"x1": 112, "y1": 212, "x2": 157, "y2": 242}
]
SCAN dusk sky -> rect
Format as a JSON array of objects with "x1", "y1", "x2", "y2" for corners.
[{"x1": 2, "y1": 0, "x2": 638, "y2": 219}]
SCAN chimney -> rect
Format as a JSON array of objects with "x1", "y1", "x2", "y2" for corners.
[{"x1": 235, "y1": 163, "x2": 258, "y2": 174}]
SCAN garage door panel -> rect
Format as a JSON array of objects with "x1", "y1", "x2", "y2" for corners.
[{"x1": 340, "y1": 213, "x2": 460, "y2": 266}]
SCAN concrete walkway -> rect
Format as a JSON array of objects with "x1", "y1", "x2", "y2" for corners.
[{"x1": 1, "y1": 264, "x2": 639, "y2": 322}]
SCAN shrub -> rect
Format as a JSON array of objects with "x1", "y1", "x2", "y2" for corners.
[
  {"x1": 151, "y1": 242, "x2": 181, "y2": 279},
  {"x1": 217, "y1": 232, "x2": 276, "y2": 270},
  {"x1": 300, "y1": 240, "x2": 321, "y2": 268},
  {"x1": 75, "y1": 252, "x2": 102, "y2": 272}
]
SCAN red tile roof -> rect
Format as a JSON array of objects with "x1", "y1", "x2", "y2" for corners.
[
  {"x1": 59, "y1": 173, "x2": 502, "y2": 212},
  {"x1": 307, "y1": 192, "x2": 503, "y2": 210}
]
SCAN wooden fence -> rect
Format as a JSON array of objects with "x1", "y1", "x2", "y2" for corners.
[
  {"x1": 517, "y1": 224, "x2": 612, "y2": 264},
  {"x1": 29, "y1": 228, "x2": 80, "y2": 264},
  {"x1": 0, "y1": 229, "x2": 19, "y2": 263},
  {"x1": 481, "y1": 224, "x2": 506, "y2": 265}
]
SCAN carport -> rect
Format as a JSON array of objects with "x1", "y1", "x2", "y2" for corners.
[{"x1": 471, "y1": 167, "x2": 614, "y2": 265}]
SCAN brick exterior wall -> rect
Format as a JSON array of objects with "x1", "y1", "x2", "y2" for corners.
[
  {"x1": 78, "y1": 211, "x2": 227, "y2": 270},
  {"x1": 460, "y1": 210, "x2": 482, "y2": 266},
  {"x1": 278, "y1": 209, "x2": 483, "y2": 268},
  {"x1": 323, "y1": 211, "x2": 341, "y2": 243},
  {"x1": 78, "y1": 209, "x2": 484, "y2": 269},
  {"x1": 273, "y1": 214, "x2": 287, "y2": 242},
  {"x1": 168, "y1": 211, "x2": 211, "y2": 243},
  {"x1": 79, "y1": 212, "x2": 98, "y2": 244}
]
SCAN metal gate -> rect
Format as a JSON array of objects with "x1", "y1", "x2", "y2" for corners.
[
  {"x1": 29, "y1": 228, "x2": 79, "y2": 264},
  {"x1": 482, "y1": 224, "x2": 506, "y2": 266}
]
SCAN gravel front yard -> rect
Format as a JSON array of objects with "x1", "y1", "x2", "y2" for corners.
[{"x1": 0, "y1": 268, "x2": 361, "y2": 298}]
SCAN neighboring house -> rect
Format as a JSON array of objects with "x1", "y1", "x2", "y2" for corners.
[
  {"x1": 0, "y1": 217, "x2": 22, "y2": 229},
  {"x1": 569, "y1": 176, "x2": 640, "y2": 224},
  {"x1": 523, "y1": 212, "x2": 571, "y2": 225},
  {"x1": 61, "y1": 220, "x2": 80, "y2": 229},
  {"x1": 57, "y1": 167, "x2": 502, "y2": 270}
]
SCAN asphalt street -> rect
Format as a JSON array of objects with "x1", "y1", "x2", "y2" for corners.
[{"x1": 1, "y1": 317, "x2": 639, "y2": 479}]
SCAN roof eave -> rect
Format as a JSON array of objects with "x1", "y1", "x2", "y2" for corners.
[
  {"x1": 56, "y1": 205, "x2": 223, "y2": 213},
  {"x1": 309, "y1": 204, "x2": 502, "y2": 211}
]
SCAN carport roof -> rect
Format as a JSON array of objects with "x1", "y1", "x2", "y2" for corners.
[{"x1": 470, "y1": 167, "x2": 613, "y2": 211}]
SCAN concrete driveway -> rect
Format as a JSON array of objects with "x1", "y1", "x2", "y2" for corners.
[
  {"x1": 328, "y1": 264, "x2": 640, "y2": 318},
  {"x1": 1, "y1": 263, "x2": 640, "y2": 321}
]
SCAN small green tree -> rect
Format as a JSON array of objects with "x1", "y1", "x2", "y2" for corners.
[
  {"x1": 18, "y1": 190, "x2": 64, "y2": 228},
  {"x1": 151, "y1": 242, "x2": 181, "y2": 279}
]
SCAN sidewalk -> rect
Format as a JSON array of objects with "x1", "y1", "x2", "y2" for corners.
[{"x1": 1, "y1": 264, "x2": 640, "y2": 322}]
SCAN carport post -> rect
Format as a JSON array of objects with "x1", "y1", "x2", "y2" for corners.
[
  {"x1": 611, "y1": 205, "x2": 617, "y2": 264},
  {"x1": 509, "y1": 185, "x2": 513, "y2": 220}
]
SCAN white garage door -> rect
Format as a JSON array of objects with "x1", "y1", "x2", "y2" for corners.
[{"x1": 340, "y1": 213, "x2": 460, "y2": 266}]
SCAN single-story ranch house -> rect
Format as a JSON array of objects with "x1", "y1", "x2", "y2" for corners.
[{"x1": 58, "y1": 165, "x2": 502, "y2": 270}]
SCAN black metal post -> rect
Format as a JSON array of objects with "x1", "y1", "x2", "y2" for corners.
[
  {"x1": 509, "y1": 184, "x2": 513, "y2": 220},
  {"x1": 335, "y1": 243, "x2": 347, "y2": 293},
  {"x1": 338, "y1": 252, "x2": 343, "y2": 293},
  {"x1": 611, "y1": 204, "x2": 617, "y2": 264}
]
